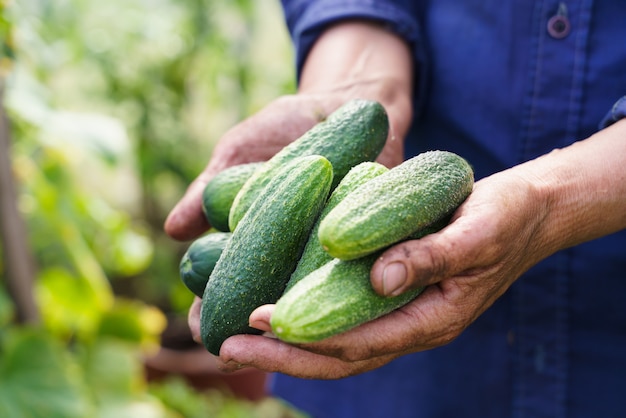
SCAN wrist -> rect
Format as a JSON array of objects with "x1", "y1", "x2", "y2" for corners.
[
  {"x1": 299, "y1": 20, "x2": 415, "y2": 167},
  {"x1": 300, "y1": 20, "x2": 413, "y2": 92},
  {"x1": 516, "y1": 119, "x2": 626, "y2": 256}
]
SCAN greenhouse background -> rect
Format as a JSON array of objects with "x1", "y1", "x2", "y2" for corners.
[{"x1": 0, "y1": 0, "x2": 305, "y2": 416}]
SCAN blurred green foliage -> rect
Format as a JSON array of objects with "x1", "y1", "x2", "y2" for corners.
[
  {"x1": 1, "y1": 0, "x2": 300, "y2": 416},
  {"x1": 6, "y1": 0, "x2": 294, "y2": 315}
]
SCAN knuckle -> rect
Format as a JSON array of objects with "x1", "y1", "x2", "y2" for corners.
[
  {"x1": 422, "y1": 241, "x2": 449, "y2": 277},
  {"x1": 305, "y1": 335, "x2": 379, "y2": 364},
  {"x1": 394, "y1": 239, "x2": 450, "y2": 284}
]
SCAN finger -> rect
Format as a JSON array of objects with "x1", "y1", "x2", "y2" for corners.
[
  {"x1": 187, "y1": 296, "x2": 203, "y2": 344},
  {"x1": 248, "y1": 304, "x2": 273, "y2": 332},
  {"x1": 221, "y1": 278, "x2": 473, "y2": 374},
  {"x1": 218, "y1": 334, "x2": 394, "y2": 379},
  {"x1": 370, "y1": 215, "x2": 487, "y2": 296},
  {"x1": 247, "y1": 295, "x2": 446, "y2": 363},
  {"x1": 164, "y1": 172, "x2": 213, "y2": 241},
  {"x1": 246, "y1": 304, "x2": 411, "y2": 366}
]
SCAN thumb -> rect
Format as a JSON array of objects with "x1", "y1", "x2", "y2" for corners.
[{"x1": 370, "y1": 223, "x2": 479, "y2": 296}]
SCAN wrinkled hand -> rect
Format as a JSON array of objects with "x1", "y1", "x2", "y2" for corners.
[
  {"x1": 206, "y1": 168, "x2": 555, "y2": 379},
  {"x1": 172, "y1": 89, "x2": 412, "y2": 365},
  {"x1": 195, "y1": 120, "x2": 626, "y2": 379}
]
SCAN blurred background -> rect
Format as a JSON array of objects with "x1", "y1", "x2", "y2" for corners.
[{"x1": 0, "y1": 0, "x2": 304, "y2": 416}]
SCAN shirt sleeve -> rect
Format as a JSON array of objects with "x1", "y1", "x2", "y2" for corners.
[
  {"x1": 599, "y1": 95, "x2": 626, "y2": 129},
  {"x1": 279, "y1": 0, "x2": 424, "y2": 81}
]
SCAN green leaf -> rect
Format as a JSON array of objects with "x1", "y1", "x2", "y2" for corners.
[
  {"x1": 0, "y1": 329, "x2": 91, "y2": 418},
  {"x1": 96, "y1": 299, "x2": 166, "y2": 348},
  {"x1": 81, "y1": 338, "x2": 144, "y2": 400},
  {"x1": 35, "y1": 266, "x2": 103, "y2": 339},
  {"x1": 80, "y1": 338, "x2": 169, "y2": 418}
]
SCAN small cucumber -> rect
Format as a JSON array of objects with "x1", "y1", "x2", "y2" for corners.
[
  {"x1": 285, "y1": 161, "x2": 389, "y2": 292},
  {"x1": 272, "y1": 219, "x2": 448, "y2": 343},
  {"x1": 318, "y1": 150, "x2": 474, "y2": 260},
  {"x1": 200, "y1": 155, "x2": 334, "y2": 355},
  {"x1": 179, "y1": 232, "x2": 231, "y2": 298},
  {"x1": 201, "y1": 162, "x2": 264, "y2": 232},
  {"x1": 228, "y1": 99, "x2": 389, "y2": 231},
  {"x1": 271, "y1": 254, "x2": 421, "y2": 343}
]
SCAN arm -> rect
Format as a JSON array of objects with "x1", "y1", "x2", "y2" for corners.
[
  {"x1": 217, "y1": 118, "x2": 626, "y2": 378},
  {"x1": 164, "y1": 20, "x2": 414, "y2": 241},
  {"x1": 371, "y1": 118, "x2": 626, "y2": 299}
]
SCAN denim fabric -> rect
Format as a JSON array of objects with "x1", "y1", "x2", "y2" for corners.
[{"x1": 274, "y1": 1, "x2": 626, "y2": 417}]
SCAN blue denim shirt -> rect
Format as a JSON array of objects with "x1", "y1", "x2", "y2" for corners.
[{"x1": 274, "y1": 1, "x2": 626, "y2": 417}]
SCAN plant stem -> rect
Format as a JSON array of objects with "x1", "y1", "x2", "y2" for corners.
[{"x1": 0, "y1": 79, "x2": 40, "y2": 324}]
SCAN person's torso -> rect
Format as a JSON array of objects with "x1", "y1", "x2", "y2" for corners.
[{"x1": 273, "y1": 1, "x2": 626, "y2": 417}]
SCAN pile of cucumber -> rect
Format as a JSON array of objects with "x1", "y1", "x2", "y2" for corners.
[{"x1": 178, "y1": 99, "x2": 474, "y2": 355}]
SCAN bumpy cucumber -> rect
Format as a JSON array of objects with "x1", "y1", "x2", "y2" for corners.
[
  {"x1": 200, "y1": 155, "x2": 333, "y2": 355},
  {"x1": 228, "y1": 99, "x2": 389, "y2": 231},
  {"x1": 272, "y1": 219, "x2": 448, "y2": 343},
  {"x1": 179, "y1": 232, "x2": 231, "y2": 297},
  {"x1": 271, "y1": 254, "x2": 419, "y2": 343},
  {"x1": 285, "y1": 161, "x2": 389, "y2": 292},
  {"x1": 201, "y1": 162, "x2": 264, "y2": 232},
  {"x1": 318, "y1": 150, "x2": 474, "y2": 260}
]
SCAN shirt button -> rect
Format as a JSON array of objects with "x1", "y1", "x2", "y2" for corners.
[
  {"x1": 547, "y1": 15, "x2": 570, "y2": 39},
  {"x1": 547, "y1": 2, "x2": 570, "y2": 39}
]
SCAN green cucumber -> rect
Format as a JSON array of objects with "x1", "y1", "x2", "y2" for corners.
[
  {"x1": 179, "y1": 232, "x2": 231, "y2": 298},
  {"x1": 272, "y1": 219, "x2": 448, "y2": 343},
  {"x1": 228, "y1": 99, "x2": 389, "y2": 231},
  {"x1": 201, "y1": 162, "x2": 264, "y2": 232},
  {"x1": 271, "y1": 254, "x2": 420, "y2": 343},
  {"x1": 200, "y1": 155, "x2": 334, "y2": 355},
  {"x1": 285, "y1": 161, "x2": 389, "y2": 292},
  {"x1": 318, "y1": 150, "x2": 474, "y2": 260}
]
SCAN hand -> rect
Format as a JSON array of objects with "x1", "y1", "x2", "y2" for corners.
[
  {"x1": 176, "y1": 19, "x2": 416, "y2": 353},
  {"x1": 184, "y1": 87, "x2": 413, "y2": 344},
  {"x1": 212, "y1": 168, "x2": 550, "y2": 378},
  {"x1": 213, "y1": 119, "x2": 626, "y2": 379},
  {"x1": 164, "y1": 94, "x2": 342, "y2": 241}
]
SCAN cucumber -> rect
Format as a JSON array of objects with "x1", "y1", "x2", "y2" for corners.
[
  {"x1": 228, "y1": 99, "x2": 389, "y2": 231},
  {"x1": 179, "y1": 232, "x2": 231, "y2": 298},
  {"x1": 285, "y1": 161, "x2": 389, "y2": 292},
  {"x1": 271, "y1": 254, "x2": 420, "y2": 343},
  {"x1": 200, "y1": 155, "x2": 334, "y2": 355},
  {"x1": 318, "y1": 150, "x2": 474, "y2": 260},
  {"x1": 271, "y1": 218, "x2": 449, "y2": 343},
  {"x1": 201, "y1": 162, "x2": 264, "y2": 232}
]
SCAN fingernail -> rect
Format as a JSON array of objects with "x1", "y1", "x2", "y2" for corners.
[
  {"x1": 249, "y1": 318, "x2": 269, "y2": 332},
  {"x1": 218, "y1": 360, "x2": 247, "y2": 373},
  {"x1": 382, "y1": 262, "x2": 407, "y2": 296}
]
